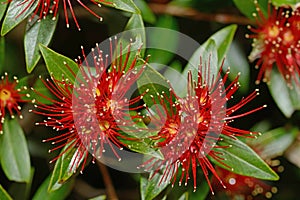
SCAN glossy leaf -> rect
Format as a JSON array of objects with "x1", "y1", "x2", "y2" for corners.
[
  {"x1": 0, "y1": 118, "x2": 31, "y2": 182},
  {"x1": 1, "y1": 0, "x2": 38, "y2": 36},
  {"x1": 210, "y1": 24, "x2": 237, "y2": 66},
  {"x1": 124, "y1": 13, "x2": 145, "y2": 49},
  {"x1": 249, "y1": 127, "x2": 299, "y2": 160},
  {"x1": 0, "y1": 185, "x2": 12, "y2": 200},
  {"x1": 137, "y1": 64, "x2": 173, "y2": 107},
  {"x1": 0, "y1": 37, "x2": 4, "y2": 72},
  {"x1": 272, "y1": 0, "x2": 300, "y2": 7},
  {"x1": 183, "y1": 25, "x2": 237, "y2": 80},
  {"x1": 140, "y1": 172, "x2": 170, "y2": 200},
  {"x1": 39, "y1": 44, "x2": 78, "y2": 84},
  {"x1": 210, "y1": 135, "x2": 279, "y2": 181},
  {"x1": 33, "y1": 174, "x2": 74, "y2": 200},
  {"x1": 183, "y1": 39, "x2": 218, "y2": 91},
  {"x1": 25, "y1": 15, "x2": 58, "y2": 73},
  {"x1": 232, "y1": 0, "x2": 268, "y2": 20},
  {"x1": 0, "y1": 0, "x2": 7, "y2": 24},
  {"x1": 223, "y1": 40, "x2": 250, "y2": 92},
  {"x1": 48, "y1": 141, "x2": 85, "y2": 192},
  {"x1": 134, "y1": 0, "x2": 156, "y2": 24},
  {"x1": 268, "y1": 70, "x2": 300, "y2": 118},
  {"x1": 100, "y1": 0, "x2": 140, "y2": 14},
  {"x1": 146, "y1": 15, "x2": 179, "y2": 70}
]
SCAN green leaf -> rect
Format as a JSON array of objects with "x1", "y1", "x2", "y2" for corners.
[
  {"x1": 124, "y1": 13, "x2": 145, "y2": 47},
  {"x1": 268, "y1": 70, "x2": 300, "y2": 118},
  {"x1": 210, "y1": 135, "x2": 279, "y2": 181},
  {"x1": 39, "y1": 44, "x2": 78, "y2": 84},
  {"x1": 140, "y1": 172, "x2": 170, "y2": 200},
  {"x1": 0, "y1": 118, "x2": 31, "y2": 182},
  {"x1": 25, "y1": 15, "x2": 58, "y2": 73},
  {"x1": 272, "y1": 0, "x2": 300, "y2": 8},
  {"x1": 210, "y1": 24, "x2": 237, "y2": 66},
  {"x1": 100, "y1": 0, "x2": 140, "y2": 14},
  {"x1": 233, "y1": 0, "x2": 268, "y2": 19},
  {"x1": 0, "y1": 37, "x2": 5, "y2": 73},
  {"x1": 233, "y1": 0, "x2": 268, "y2": 20},
  {"x1": 48, "y1": 141, "x2": 85, "y2": 192},
  {"x1": 133, "y1": 0, "x2": 156, "y2": 24},
  {"x1": 32, "y1": 174, "x2": 74, "y2": 200},
  {"x1": 0, "y1": 185, "x2": 12, "y2": 200},
  {"x1": 1, "y1": 0, "x2": 38, "y2": 36},
  {"x1": 223, "y1": 40, "x2": 250, "y2": 92},
  {"x1": 137, "y1": 64, "x2": 173, "y2": 107},
  {"x1": 183, "y1": 39, "x2": 218, "y2": 96},
  {"x1": 0, "y1": 0, "x2": 8, "y2": 22},
  {"x1": 146, "y1": 15, "x2": 179, "y2": 70},
  {"x1": 188, "y1": 181, "x2": 209, "y2": 200},
  {"x1": 8, "y1": 168, "x2": 34, "y2": 200},
  {"x1": 249, "y1": 127, "x2": 299, "y2": 160}
]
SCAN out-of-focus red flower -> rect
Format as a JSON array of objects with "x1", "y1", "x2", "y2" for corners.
[
  {"x1": 213, "y1": 166, "x2": 279, "y2": 200},
  {"x1": 32, "y1": 39, "x2": 147, "y2": 172},
  {"x1": 247, "y1": 3, "x2": 300, "y2": 87},
  {"x1": 142, "y1": 58, "x2": 266, "y2": 193},
  {"x1": 9, "y1": 0, "x2": 113, "y2": 30},
  {"x1": 0, "y1": 73, "x2": 26, "y2": 134}
]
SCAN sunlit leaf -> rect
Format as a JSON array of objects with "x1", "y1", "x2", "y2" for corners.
[
  {"x1": 272, "y1": 0, "x2": 300, "y2": 8},
  {"x1": 0, "y1": 118, "x2": 31, "y2": 182},
  {"x1": 268, "y1": 70, "x2": 300, "y2": 118},
  {"x1": 100, "y1": 0, "x2": 140, "y2": 13},
  {"x1": 210, "y1": 135, "x2": 279, "y2": 180},
  {"x1": 39, "y1": 44, "x2": 78, "y2": 84},
  {"x1": 1, "y1": 0, "x2": 38, "y2": 36},
  {"x1": 48, "y1": 140, "x2": 85, "y2": 192},
  {"x1": 0, "y1": 185, "x2": 12, "y2": 200},
  {"x1": 249, "y1": 127, "x2": 299, "y2": 159},
  {"x1": 25, "y1": 15, "x2": 58, "y2": 73}
]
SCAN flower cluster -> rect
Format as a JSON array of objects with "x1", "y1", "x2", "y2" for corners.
[
  {"x1": 213, "y1": 166, "x2": 278, "y2": 199},
  {"x1": 9, "y1": 0, "x2": 113, "y2": 30},
  {"x1": 32, "y1": 39, "x2": 147, "y2": 172},
  {"x1": 142, "y1": 58, "x2": 266, "y2": 192},
  {"x1": 0, "y1": 73, "x2": 26, "y2": 133},
  {"x1": 247, "y1": 2, "x2": 300, "y2": 87}
]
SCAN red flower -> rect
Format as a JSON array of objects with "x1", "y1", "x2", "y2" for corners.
[
  {"x1": 143, "y1": 58, "x2": 266, "y2": 193},
  {"x1": 32, "y1": 39, "x2": 147, "y2": 172},
  {"x1": 247, "y1": 3, "x2": 300, "y2": 87},
  {"x1": 10, "y1": 0, "x2": 113, "y2": 30},
  {"x1": 0, "y1": 73, "x2": 26, "y2": 134},
  {"x1": 213, "y1": 166, "x2": 279, "y2": 199}
]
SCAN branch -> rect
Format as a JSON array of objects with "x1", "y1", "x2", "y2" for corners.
[
  {"x1": 97, "y1": 161, "x2": 119, "y2": 200},
  {"x1": 148, "y1": 3, "x2": 255, "y2": 25}
]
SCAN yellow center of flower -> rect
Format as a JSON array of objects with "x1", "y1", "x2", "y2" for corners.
[
  {"x1": 283, "y1": 30, "x2": 294, "y2": 44},
  {"x1": 99, "y1": 120, "x2": 110, "y2": 131},
  {"x1": 0, "y1": 89, "x2": 11, "y2": 102},
  {"x1": 268, "y1": 26, "x2": 280, "y2": 38},
  {"x1": 95, "y1": 88, "x2": 101, "y2": 96},
  {"x1": 166, "y1": 122, "x2": 178, "y2": 135}
]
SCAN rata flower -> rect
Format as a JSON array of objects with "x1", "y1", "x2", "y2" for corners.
[
  {"x1": 0, "y1": 73, "x2": 26, "y2": 134},
  {"x1": 9, "y1": 0, "x2": 113, "y2": 30},
  {"x1": 142, "y1": 58, "x2": 266, "y2": 193},
  {"x1": 32, "y1": 38, "x2": 147, "y2": 172},
  {"x1": 213, "y1": 166, "x2": 278, "y2": 199},
  {"x1": 247, "y1": 2, "x2": 300, "y2": 87}
]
